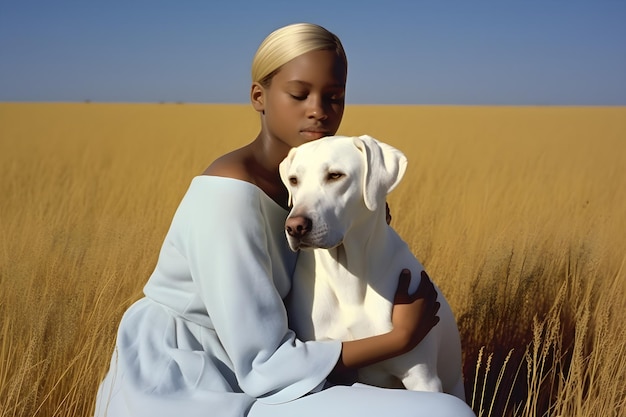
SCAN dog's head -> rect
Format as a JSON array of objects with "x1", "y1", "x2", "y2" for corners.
[{"x1": 279, "y1": 134, "x2": 407, "y2": 251}]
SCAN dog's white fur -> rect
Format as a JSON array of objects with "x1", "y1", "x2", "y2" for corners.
[{"x1": 280, "y1": 135, "x2": 465, "y2": 399}]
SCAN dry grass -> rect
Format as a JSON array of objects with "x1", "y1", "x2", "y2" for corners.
[{"x1": 1, "y1": 103, "x2": 624, "y2": 416}]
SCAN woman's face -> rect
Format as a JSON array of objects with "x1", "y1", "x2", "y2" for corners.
[{"x1": 254, "y1": 49, "x2": 347, "y2": 150}]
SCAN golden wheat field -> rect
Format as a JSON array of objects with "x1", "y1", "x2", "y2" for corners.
[{"x1": 0, "y1": 102, "x2": 624, "y2": 417}]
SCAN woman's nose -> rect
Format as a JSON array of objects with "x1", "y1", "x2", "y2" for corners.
[{"x1": 307, "y1": 98, "x2": 327, "y2": 120}]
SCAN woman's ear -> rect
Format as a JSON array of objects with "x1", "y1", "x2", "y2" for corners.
[{"x1": 250, "y1": 82, "x2": 265, "y2": 113}]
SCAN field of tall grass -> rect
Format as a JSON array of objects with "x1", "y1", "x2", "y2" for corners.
[{"x1": 0, "y1": 103, "x2": 624, "y2": 416}]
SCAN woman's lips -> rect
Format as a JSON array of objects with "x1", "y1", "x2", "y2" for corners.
[{"x1": 300, "y1": 130, "x2": 328, "y2": 140}]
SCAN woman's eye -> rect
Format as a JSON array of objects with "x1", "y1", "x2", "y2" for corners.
[
  {"x1": 327, "y1": 95, "x2": 344, "y2": 104},
  {"x1": 289, "y1": 93, "x2": 307, "y2": 101},
  {"x1": 327, "y1": 172, "x2": 344, "y2": 181}
]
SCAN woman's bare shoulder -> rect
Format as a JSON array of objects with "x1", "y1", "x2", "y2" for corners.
[{"x1": 202, "y1": 148, "x2": 253, "y2": 182}]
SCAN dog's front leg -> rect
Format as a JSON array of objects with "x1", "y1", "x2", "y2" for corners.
[
  {"x1": 393, "y1": 335, "x2": 443, "y2": 392},
  {"x1": 400, "y1": 363, "x2": 443, "y2": 392}
]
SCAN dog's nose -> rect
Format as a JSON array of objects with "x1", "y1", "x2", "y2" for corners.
[{"x1": 285, "y1": 216, "x2": 312, "y2": 238}]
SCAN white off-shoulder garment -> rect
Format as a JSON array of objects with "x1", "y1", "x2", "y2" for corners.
[{"x1": 95, "y1": 176, "x2": 475, "y2": 417}]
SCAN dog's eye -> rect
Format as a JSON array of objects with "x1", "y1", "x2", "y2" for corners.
[
  {"x1": 327, "y1": 172, "x2": 344, "y2": 181},
  {"x1": 289, "y1": 177, "x2": 298, "y2": 186}
]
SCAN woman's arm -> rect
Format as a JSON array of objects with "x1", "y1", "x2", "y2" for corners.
[
  {"x1": 179, "y1": 178, "x2": 342, "y2": 403},
  {"x1": 334, "y1": 269, "x2": 441, "y2": 372}
]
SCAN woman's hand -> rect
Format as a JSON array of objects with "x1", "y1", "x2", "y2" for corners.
[{"x1": 390, "y1": 269, "x2": 440, "y2": 354}]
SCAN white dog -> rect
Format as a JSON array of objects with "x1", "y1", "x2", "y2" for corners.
[{"x1": 280, "y1": 135, "x2": 465, "y2": 399}]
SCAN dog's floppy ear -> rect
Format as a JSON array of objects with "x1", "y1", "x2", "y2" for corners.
[
  {"x1": 279, "y1": 147, "x2": 298, "y2": 207},
  {"x1": 353, "y1": 135, "x2": 408, "y2": 211}
]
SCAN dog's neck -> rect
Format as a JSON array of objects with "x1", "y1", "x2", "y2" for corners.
[{"x1": 321, "y1": 202, "x2": 394, "y2": 291}]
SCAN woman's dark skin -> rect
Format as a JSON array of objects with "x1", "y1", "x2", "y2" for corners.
[{"x1": 205, "y1": 49, "x2": 440, "y2": 375}]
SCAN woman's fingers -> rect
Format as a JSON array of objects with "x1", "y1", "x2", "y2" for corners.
[
  {"x1": 394, "y1": 269, "x2": 412, "y2": 304},
  {"x1": 415, "y1": 270, "x2": 437, "y2": 302}
]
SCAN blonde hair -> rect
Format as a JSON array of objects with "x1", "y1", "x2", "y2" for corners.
[{"x1": 251, "y1": 23, "x2": 347, "y2": 86}]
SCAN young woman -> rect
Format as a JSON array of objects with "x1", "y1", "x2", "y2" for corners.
[{"x1": 95, "y1": 23, "x2": 475, "y2": 417}]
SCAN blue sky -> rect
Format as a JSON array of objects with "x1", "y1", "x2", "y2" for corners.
[{"x1": 1, "y1": 1, "x2": 625, "y2": 105}]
